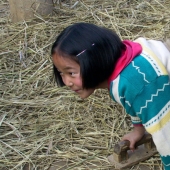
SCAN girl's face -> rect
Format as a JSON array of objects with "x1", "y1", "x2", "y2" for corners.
[{"x1": 52, "y1": 53, "x2": 95, "y2": 99}]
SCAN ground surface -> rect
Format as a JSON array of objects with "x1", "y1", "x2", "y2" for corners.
[{"x1": 0, "y1": 0, "x2": 170, "y2": 169}]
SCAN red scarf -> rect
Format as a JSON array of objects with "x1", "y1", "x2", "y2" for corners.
[{"x1": 108, "y1": 40, "x2": 142, "y2": 87}]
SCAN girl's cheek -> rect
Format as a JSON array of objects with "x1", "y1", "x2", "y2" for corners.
[{"x1": 74, "y1": 78, "x2": 83, "y2": 87}]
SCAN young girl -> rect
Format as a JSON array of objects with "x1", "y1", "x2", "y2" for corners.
[{"x1": 51, "y1": 23, "x2": 170, "y2": 170}]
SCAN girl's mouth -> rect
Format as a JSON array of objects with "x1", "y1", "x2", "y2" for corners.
[{"x1": 74, "y1": 90, "x2": 81, "y2": 93}]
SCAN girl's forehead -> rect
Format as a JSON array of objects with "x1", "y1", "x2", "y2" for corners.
[{"x1": 52, "y1": 53, "x2": 80, "y2": 69}]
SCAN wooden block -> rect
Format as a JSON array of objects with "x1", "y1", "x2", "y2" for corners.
[
  {"x1": 108, "y1": 144, "x2": 157, "y2": 169},
  {"x1": 113, "y1": 151, "x2": 128, "y2": 163},
  {"x1": 9, "y1": 0, "x2": 54, "y2": 22},
  {"x1": 108, "y1": 133, "x2": 158, "y2": 169}
]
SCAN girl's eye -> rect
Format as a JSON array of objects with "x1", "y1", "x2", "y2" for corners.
[{"x1": 70, "y1": 72, "x2": 75, "y2": 76}]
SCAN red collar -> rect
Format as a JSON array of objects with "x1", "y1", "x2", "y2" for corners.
[{"x1": 108, "y1": 40, "x2": 142, "y2": 88}]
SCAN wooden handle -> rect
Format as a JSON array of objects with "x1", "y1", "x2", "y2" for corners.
[{"x1": 114, "y1": 133, "x2": 152, "y2": 155}]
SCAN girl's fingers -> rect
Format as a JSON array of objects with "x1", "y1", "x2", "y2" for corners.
[
  {"x1": 121, "y1": 137, "x2": 135, "y2": 151},
  {"x1": 129, "y1": 140, "x2": 135, "y2": 151}
]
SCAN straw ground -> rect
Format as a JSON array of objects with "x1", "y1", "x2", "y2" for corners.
[{"x1": 0, "y1": 0, "x2": 170, "y2": 169}]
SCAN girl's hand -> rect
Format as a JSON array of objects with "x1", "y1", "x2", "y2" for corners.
[{"x1": 122, "y1": 126, "x2": 145, "y2": 151}]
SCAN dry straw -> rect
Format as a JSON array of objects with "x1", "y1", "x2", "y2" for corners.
[{"x1": 0, "y1": 0, "x2": 170, "y2": 169}]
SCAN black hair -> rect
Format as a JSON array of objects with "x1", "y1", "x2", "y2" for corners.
[{"x1": 51, "y1": 22, "x2": 125, "y2": 89}]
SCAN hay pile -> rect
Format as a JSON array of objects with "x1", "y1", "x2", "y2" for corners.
[{"x1": 0, "y1": 0, "x2": 170, "y2": 169}]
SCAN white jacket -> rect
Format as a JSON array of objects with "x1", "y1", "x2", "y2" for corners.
[{"x1": 135, "y1": 37, "x2": 170, "y2": 77}]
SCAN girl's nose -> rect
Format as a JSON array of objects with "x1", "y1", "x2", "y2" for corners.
[
  {"x1": 66, "y1": 81, "x2": 73, "y2": 87},
  {"x1": 63, "y1": 77, "x2": 73, "y2": 87},
  {"x1": 68, "y1": 82, "x2": 73, "y2": 86}
]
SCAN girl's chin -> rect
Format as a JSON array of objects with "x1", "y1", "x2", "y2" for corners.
[{"x1": 77, "y1": 89, "x2": 95, "y2": 99}]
